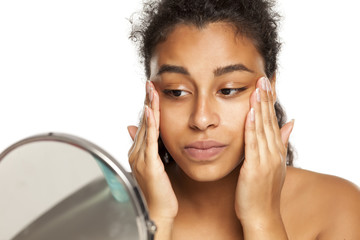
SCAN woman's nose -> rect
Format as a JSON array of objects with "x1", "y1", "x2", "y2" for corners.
[{"x1": 188, "y1": 96, "x2": 220, "y2": 131}]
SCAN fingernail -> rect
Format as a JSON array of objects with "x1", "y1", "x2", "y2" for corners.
[
  {"x1": 287, "y1": 119, "x2": 295, "y2": 139},
  {"x1": 267, "y1": 78, "x2": 272, "y2": 93},
  {"x1": 149, "y1": 86, "x2": 153, "y2": 103},
  {"x1": 256, "y1": 88, "x2": 260, "y2": 102},
  {"x1": 145, "y1": 105, "x2": 150, "y2": 120},
  {"x1": 261, "y1": 77, "x2": 267, "y2": 91},
  {"x1": 290, "y1": 119, "x2": 295, "y2": 130},
  {"x1": 250, "y1": 108, "x2": 255, "y2": 122}
]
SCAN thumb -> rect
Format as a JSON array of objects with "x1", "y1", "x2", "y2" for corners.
[
  {"x1": 280, "y1": 119, "x2": 295, "y2": 148},
  {"x1": 127, "y1": 125, "x2": 138, "y2": 141}
]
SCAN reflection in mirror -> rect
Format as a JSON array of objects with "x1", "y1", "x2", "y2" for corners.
[{"x1": 0, "y1": 133, "x2": 155, "y2": 240}]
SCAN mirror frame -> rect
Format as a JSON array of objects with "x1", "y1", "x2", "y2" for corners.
[{"x1": 0, "y1": 132, "x2": 156, "y2": 240}]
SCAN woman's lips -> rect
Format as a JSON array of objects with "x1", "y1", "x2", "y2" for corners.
[{"x1": 184, "y1": 141, "x2": 227, "y2": 161}]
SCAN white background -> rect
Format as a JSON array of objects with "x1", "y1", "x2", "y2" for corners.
[{"x1": 1, "y1": 0, "x2": 359, "y2": 187}]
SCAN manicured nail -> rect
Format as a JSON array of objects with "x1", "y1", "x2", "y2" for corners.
[
  {"x1": 250, "y1": 108, "x2": 255, "y2": 122},
  {"x1": 284, "y1": 119, "x2": 295, "y2": 144},
  {"x1": 267, "y1": 78, "x2": 272, "y2": 93},
  {"x1": 256, "y1": 88, "x2": 260, "y2": 102},
  {"x1": 149, "y1": 86, "x2": 153, "y2": 103},
  {"x1": 145, "y1": 105, "x2": 150, "y2": 121},
  {"x1": 290, "y1": 119, "x2": 295, "y2": 131},
  {"x1": 261, "y1": 77, "x2": 267, "y2": 91}
]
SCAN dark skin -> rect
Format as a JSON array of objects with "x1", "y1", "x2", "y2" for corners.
[{"x1": 128, "y1": 22, "x2": 360, "y2": 239}]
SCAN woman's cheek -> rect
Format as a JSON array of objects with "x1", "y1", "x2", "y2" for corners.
[
  {"x1": 159, "y1": 100, "x2": 189, "y2": 137},
  {"x1": 219, "y1": 99, "x2": 249, "y2": 129},
  {"x1": 159, "y1": 102, "x2": 190, "y2": 164}
]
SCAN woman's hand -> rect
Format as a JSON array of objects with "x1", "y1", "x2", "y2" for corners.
[
  {"x1": 235, "y1": 77, "x2": 294, "y2": 239},
  {"x1": 128, "y1": 81, "x2": 178, "y2": 239}
]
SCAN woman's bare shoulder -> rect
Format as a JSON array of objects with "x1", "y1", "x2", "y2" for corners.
[
  {"x1": 286, "y1": 166, "x2": 359, "y2": 190},
  {"x1": 284, "y1": 167, "x2": 360, "y2": 239}
]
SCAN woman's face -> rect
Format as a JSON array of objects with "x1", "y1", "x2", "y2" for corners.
[{"x1": 150, "y1": 22, "x2": 267, "y2": 182}]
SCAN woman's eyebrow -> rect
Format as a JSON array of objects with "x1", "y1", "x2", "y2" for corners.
[
  {"x1": 213, "y1": 64, "x2": 254, "y2": 76},
  {"x1": 156, "y1": 63, "x2": 253, "y2": 76},
  {"x1": 157, "y1": 64, "x2": 190, "y2": 76}
]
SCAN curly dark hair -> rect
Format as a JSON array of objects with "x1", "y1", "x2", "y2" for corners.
[{"x1": 130, "y1": 0, "x2": 295, "y2": 166}]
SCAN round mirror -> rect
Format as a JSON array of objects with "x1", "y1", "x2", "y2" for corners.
[{"x1": 0, "y1": 133, "x2": 155, "y2": 240}]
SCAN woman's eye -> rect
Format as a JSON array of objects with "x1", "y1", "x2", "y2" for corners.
[
  {"x1": 163, "y1": 89, "x2": 188, "y2": 97},
  {"x1": 218, "y1": 88, "x2": 246, "y2": 96}
]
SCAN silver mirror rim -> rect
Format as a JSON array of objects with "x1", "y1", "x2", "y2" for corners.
[{"x1": 0, "y1": 132, "x2": 155, "y2": 240}]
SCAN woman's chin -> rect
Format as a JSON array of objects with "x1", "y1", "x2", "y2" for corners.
[{"x1": 177, "y1": 162, "x2": 241, "y2": 182}]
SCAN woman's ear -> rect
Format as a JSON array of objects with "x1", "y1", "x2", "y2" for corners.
[{"x1": 270, "y1": 73, "x2": 277, "y2": 102}]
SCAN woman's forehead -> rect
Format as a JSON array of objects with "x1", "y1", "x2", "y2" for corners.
[{"x1": 150, "y1": 22, "x2": 265, "y2": 78}]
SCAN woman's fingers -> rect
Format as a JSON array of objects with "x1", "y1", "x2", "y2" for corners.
[
  {"x1": 127, "y1": 125, "x2": 138, "y2": 141},
  {"x1": 259, "y1": 76, "x2": 295, "y2": 157},
  {"x1": 128, "y1": 81, "x2": 178, "y2": 221},
  {"x1": 244, "y1": 106, "x2": 260, "y2": 166},
  {"x1": 266, "y1": 80, "x2": 290, "y2": 155},
  {"x1": 251, "y1": 83, "x2": 271, "y2": 163},
  {"x1": 145, "y1": 81, "x2": 162, "y2": 170},
  {"x1": 129, "y1": 80, "x2": 162, "y2": 170},
  {"x1": 144, "y1": 106, "x2": 162, "y2": 168},
  {"x1": 256, "y1": 77, "x2": 278, "y2": 153},
  {"x1": 280, "y1": 120, "x2": 295, "y2": 148},
  {"x1": 147, "y1": 81, "x2": 160, "y2": 135},
  {"x1": 248, "y1": 76, "x2": 295, "y2": 164},
  {"x1": 128, "y1": 112, "x2": 146, "y2": 156},
  {"x1": 128, "y1": 81, "x2": 152, "y2": 168},
  {"x1": 238, "y1": 76, "x2": 293, "y2": 223},
  {"x1": 127, "y1": 125, "x2": 139, "y2": 162}
]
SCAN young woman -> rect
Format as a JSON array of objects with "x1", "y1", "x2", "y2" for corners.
[{"x1": 127, "y1": 0, "x2": 360, "y2": 239}]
